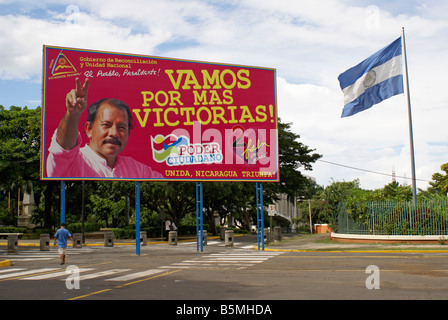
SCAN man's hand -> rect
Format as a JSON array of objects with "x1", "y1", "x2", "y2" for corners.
[
  {"x1": 65, "y1": 78, "x2": 89, "y2": 114},
  {"x1": 57, "y1": 78, "x2": 90, "y2": 150}
]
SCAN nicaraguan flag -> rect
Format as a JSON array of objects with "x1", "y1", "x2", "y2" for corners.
[{"x1": 338, "y1": 37, "x2": 404, "y2": 117}]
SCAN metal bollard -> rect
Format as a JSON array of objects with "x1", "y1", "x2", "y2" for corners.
[
  {"x1": 168, "y1": 231, "x2": 177, "y2": 245},
  {"x1": 264, "y1": 228, "x2": 272, "y2": 244},
  {"x1": 40, "y1": 233, "x2": 50, "y2": 251},
  {"x1": 104, "y1": 231, "x2": 114, "y2": 247},
  {"x1": 140, "y1": 231, "x2": 147, "y2": 246},
  {"x1": 225, "y1": 230, "x2": 234, "y2": 247},
  {"x1": 202, "y1": 230, "x2": 208, "y2": 246},
  {"x1": 73, "y1": 233, "x2": 82, "y2": 248},
  {"x1": 7, "y1": 234, "x2": 18, "y2": 254},
  {"x1": 274, "y1": 226, "x2": 282, "y2": 241},
  {"x1": 220, "y1": 227, "x2": 227, "y2": 241}
]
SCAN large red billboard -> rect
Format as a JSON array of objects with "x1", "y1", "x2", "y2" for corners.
[{"x1": 41, "y1": 45, "x2": 278, "y2": 182}]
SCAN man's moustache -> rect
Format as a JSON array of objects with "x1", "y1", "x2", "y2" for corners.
[{"x1": 103, "y1": 138, "x2": 122, "y2": 146}]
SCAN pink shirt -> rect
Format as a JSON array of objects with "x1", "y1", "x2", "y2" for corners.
[{"x1": 46, "y1": 130, "x2": 163, "y2": 179}]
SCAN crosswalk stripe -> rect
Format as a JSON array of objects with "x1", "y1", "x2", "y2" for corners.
[
  {"x1": 76, "y1": 269, "x2": 131, "y2": 281},
  {"x1": 7, "y1": 258, "x2": 54, "y2": 261},
  {"x1": 179, "y1": 241, "x2": 245, "y2": 247},
  {"x1": 5, "y1": 249, "x2": 93, "y2": 255},
  {"x1": 170, "y1": 262, "x2": 253, "y2": 267},
  {"x1": 0, "y1": 268, "x2": 60, "y2": 280},
  {"x1": 161, "y1": 265, "x2": 254, "y2": 270},
  {"x1": 207, "y1": 256, "x2": 271, "y2": 259},
  {"x1": 0, "y1": 248, "x2": 97, "y2": 262},
  {"x1": 105, "y1": 269, "x2": 168, "y2": 282},
  {"x1": 210, "y1": 252, "x2": 282, "y2": 255},
  {"x1": 21, "y1": 268, "x2": 95, "y2": 280},
  {"x1": 0, "y1": 268, "x2": 25, "y2": 274},
  {"x1": 182, "y1": 259, "x2": 263, "y2": 263},
  {"x1": 5, "y1": 255, "x2": 61, "y2": 258},
  {"x1": 158, "y1": 250, "x2": 283, "y2": 270}
]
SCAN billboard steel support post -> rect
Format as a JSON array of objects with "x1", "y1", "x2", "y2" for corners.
[
  {"x1": 256, "y1": 182, "x2": 265, "y2": 250},
  {"x1": 60, "y1": 181, "x2": 65, "y2": 224},
  {"x1": 196, "y1": 182, "x2": 203, "y2": 252},
  {"x1": 135, "y1": 181, "x2": 140, "y2": 256}
]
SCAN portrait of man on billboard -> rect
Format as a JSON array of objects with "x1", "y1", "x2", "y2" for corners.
[{"x1": 46, "y1": 77, "x2": 163, "y2": 179}]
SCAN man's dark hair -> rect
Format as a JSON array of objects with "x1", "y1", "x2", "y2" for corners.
[
  {"x1": 86, "y1": 98, "x2": 134, "y2": 132},
  {"x1": 61, "y1": 223, "x2": 66, "y2": 227}
]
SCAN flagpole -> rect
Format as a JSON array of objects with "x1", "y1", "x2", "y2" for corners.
[{"x1": 401, "y1": 27, "x2": 417, "y2": 204}]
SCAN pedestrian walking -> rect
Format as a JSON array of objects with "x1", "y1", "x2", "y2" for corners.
[{"x1": 54, "y1": 223, "x2": 74, "y2": 265}]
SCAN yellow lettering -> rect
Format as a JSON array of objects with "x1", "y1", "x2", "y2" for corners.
[
  {"x1": 220, "y1": 69, "x2": 237, "y2": 89},
  {"x1": 152, "y1": 108, "x2": 164, "y2": 127},
  {"x1": 237, "y1": 69, "x2": 251, "y2": 89},
  {"x1": 164, "y1": 107, "x2": 180, "y2": 126},
  {"x1": 141, "y1": 91, "x2": 154, "y2": 107},
  {"x1": 208, "y1": 90, "x2": 222, "y2": 105},
  {"x1": 201, "y1": 70, "x2": 222, "y2": 90},
  {"x1": 182, "y1": 70, "x2": 201, "y2": 90},
  {"x1": 255, "y1": 105, "x2": 267, "y2": 122},
  {"x1": 193, "y1": 90, "x2": 208, "y2": 105},
  {"x1": 196, "y1": 107, "x2": 212, "y2": 125},
  {"x1": 168, "y1": 91, "x2": 183, "y2": 106},
  {"x1": 222, "y1": 90, "x2": 233, "y2": 104},
  {"x1": 211, "y1": 106, "x2": 228, "y2": 124},
  {"x1": 227, "y1": 106, "x2": 238, "y2": 124},
  {"x1": 132, "y1": 109, "x2": 151, "y2": 127},
  {"x1": 166, "y1": 68, "x2": 251, "y2": 91},
  {"x1": 239, "y1": 105, "x2": 255, "y2": 123},
  {"x1": 141, "y1": 90, "x2": 183, "y2": 107},
  {"x1": 155, "y1": 90, "x2": 169, "y2": 106},
  {"x1": 165, "y1": 69, "x2": 201, "y2": 90},
  {"x1": 165, "y1": 70, "x2": 183, "y2": 90},
  {"x1": 180, "y1": 107, "x2": 196, "y2": 125}
]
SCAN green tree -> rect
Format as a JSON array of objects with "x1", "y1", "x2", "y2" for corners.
[
  {"x1": 140, "y1": 181, "x2": 196, "y2": 230},
  {"x1": 381, "y1": 181, "x2": 413, "y2": 201},
  {"x1": 0, "y1": 106, "x2": 45, "y2": 226},
  {"x1": 276, "y1": 119, "x2": 322, "y2": 200},
  {"x1": 0, "y1": 106, "x2": 41, "y2": 183},
  {"x1": 318, "y1": 179, "x2": 363, "y2": 227},
  {"x1": 431, "y1": 163, "x2": 448, "y2": 194},
  {"x1": 83, "y1": 181, "x2": 134, "y2": 228}
]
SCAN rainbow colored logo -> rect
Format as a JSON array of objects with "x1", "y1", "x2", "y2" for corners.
[{"x1": 51, "y1": 51, "x2": 77, "y2": 76}]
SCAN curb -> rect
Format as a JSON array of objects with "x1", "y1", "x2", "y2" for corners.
[
  {"x1": 262, "y1": 247, "x2": 448, "y2": 253},
  {"x1": 331, "y1": 232, "x2": 448, "y2": 244},
  {"x1": 0, "y1": 260, "x2": 11, "y2": 268}
]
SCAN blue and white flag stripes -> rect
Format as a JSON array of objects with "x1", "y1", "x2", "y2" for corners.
[{"x1": 338, "y1": 37, "x2": 404, "y2": 117}]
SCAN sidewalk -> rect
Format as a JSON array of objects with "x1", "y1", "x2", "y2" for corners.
[
  {"x1": 263, "y1": 233, "x2": 448, "y2": 252},
  {"x1": 0, "y1": 235, "x2": 208, "y2": 247},
  {"x1": 2, "y1": 233, "x2": 448, "y2": 254}
]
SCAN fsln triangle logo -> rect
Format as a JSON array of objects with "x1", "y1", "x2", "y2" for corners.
[{"x1": 52, "y1": 51, "x2": 77, "y2": 76}]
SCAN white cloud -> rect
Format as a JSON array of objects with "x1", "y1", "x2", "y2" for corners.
[
  {"x1": 1, "y1": 0, "x2": 448, "y2": 190},
  {"x1": 0, "y1": 13, "x2": 159, "y2": 79}
]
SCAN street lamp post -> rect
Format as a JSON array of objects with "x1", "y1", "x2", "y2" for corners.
[
  {"x1": 298, "y1": 196, "x2": 313, "y2": 234},
  {"x1": 308, "y1": 199, "x2": 313, "y2": 234}
]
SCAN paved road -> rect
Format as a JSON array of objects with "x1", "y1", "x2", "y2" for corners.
[{"x1": 1, "y1": 234, "x2": 448, "y2": 303}]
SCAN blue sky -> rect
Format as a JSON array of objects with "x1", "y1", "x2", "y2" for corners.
[{"x1": 1, "y1": 0, "x2": 448, "y2": 191}]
